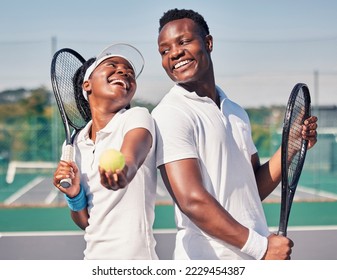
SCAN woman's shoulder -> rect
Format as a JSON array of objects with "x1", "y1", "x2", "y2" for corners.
[
  {"x1": 123, "y1": 106, "x2": 154, "y2": 125},
  {"x1": 123, "y1": 106, "x2": 151, "y2": 117}
]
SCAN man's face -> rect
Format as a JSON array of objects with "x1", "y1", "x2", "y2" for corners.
[{"x1": 158, "y1": 18, "x2": 212, "y2": 86}]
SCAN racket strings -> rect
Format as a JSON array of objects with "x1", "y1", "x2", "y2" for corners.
[
  {"x1": 55, "y1": 52, "x2": 87, "y2": 129},
  {"x1": 286, "y1": 91, "x2": 306, "y2": 185}
]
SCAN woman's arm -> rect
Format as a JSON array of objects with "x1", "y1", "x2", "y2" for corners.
[
  {"x1": 99, "y1": 127, "x2": 153, "y2": 190},
  {"x1": 54, "y1": 161, "x2": 89, "y2": 229}
]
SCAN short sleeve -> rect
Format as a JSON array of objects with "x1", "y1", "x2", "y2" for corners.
[
  {"x1": 152, "y1": 105, "x2": 198, "y2": 167},
  {"x1": 123, "y1": 107, "x2": 155, "y2": 140}
]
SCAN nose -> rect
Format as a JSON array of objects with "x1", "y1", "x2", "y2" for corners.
[
  {"x1": 116, "y1": 65, "x2": 128, "y2": 76},
  {"x1": 170, "y1": 45, "x2": 183, "y2": 60}
]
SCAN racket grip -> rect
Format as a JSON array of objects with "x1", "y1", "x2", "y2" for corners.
[
  {"x1": 60, "y1": 178, "x2": 72, "y2": 188},
  {"x1": 277, "y1": 230, "x2": 286, "y2": 237},
  {"x1": 60, "y1": 144, "x2": 74, "y2": 188}
]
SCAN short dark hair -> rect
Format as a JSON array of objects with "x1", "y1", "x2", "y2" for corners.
[
  {"x1": 159, "y1": 8, "x2": 210, "y2": 36},
  {"x1": 73, "y1": 57, "x2": 95, "y2": 122}
]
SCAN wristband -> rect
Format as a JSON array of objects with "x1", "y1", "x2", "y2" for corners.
[
  {"x1": 240, "y1": 228, "x2": 268, "y2": 260},
  {"x1": 64, "y1": 186, "x2": 87, "y2": 211}
]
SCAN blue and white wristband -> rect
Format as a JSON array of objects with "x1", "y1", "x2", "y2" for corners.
[
  {"x1": 64, "y1": 186, "x2": 87, "y2": 212},
  {"x1": 240, "y1": 228, "x2": 268, "y2": 260}
]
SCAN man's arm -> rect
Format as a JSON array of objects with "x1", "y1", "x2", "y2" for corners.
[
  {"x1": 252, "y1": 149, "x2": 282, "y2": 201},
  {"x1": 253, "y1": 116, "x2": 318, "y2": 201},
  {"x1": 159, "y1": 158, "x2": 249, "y2": 249},
  {"x1": 160, "y1": 158, "x2": 293, "y2": 259}
]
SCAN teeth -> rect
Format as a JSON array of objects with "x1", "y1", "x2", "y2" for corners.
[
  {"x1": 110, "y1": 79, "x2": 127, "y2": 89},
  {"x1": 174, "y1": 60, "x2": 190, "y2": 69}
]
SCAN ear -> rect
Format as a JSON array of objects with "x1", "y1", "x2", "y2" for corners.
[
  {"x1": 205, "y1": 35, "x2": 213, "y2": 53},
  {"x1": 83, "y1": 80, "x2": 91, "y2": 92}
]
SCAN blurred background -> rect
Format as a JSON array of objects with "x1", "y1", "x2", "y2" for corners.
[{"x1": 1, "y1": 0, "x2": 337, "y2": 260}]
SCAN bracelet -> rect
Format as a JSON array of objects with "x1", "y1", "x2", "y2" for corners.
[
  {"x1": 240, "y1": 228, "x2": 268, "y2": 260},
  {"x1": 64, "y1": 186, "x2": 87, "y2": 211}
]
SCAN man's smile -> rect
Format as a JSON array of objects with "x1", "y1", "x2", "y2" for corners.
[{"x1": 173, "y1": 59, "x2": 192, "y2": 70}]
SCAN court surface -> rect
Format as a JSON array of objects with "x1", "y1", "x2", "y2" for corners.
[{"x1": 1, "y1": 174, "x2": 337, "y2": 260}]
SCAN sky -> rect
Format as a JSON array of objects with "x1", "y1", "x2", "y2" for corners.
[{"x1": 1, "y1": 0, "x2": 337, "y2": 108}]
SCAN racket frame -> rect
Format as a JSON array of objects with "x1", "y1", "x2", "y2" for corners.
[
  {"x1": 278, "y1": 83, "x2": 311, "y2": 236},
  {"x1": 50, "y1": 48, "x2": 86, "y2": 188}
]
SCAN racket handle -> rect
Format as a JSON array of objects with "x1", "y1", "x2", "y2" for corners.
[
  {"x1": 277, "y1": 230, "x2": 287, "y2": 237},
  {"x1": 60, "y1": 178, "x2": 71, "y2": 188},
  {"x1": 60, "y1": 144, "x2": 74, "y2": 188}
]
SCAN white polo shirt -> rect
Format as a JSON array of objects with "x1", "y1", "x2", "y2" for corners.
[
  {"x1": 71, "y1": 107, "x2": 158, "y2": 260},
  {"x1": 152, "y1": 85, "x2": 270, "y2": 260}
]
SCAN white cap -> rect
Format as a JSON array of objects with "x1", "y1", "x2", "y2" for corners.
[{"x1": 82, "y1": 43, "x2": 144, "y2": 100}]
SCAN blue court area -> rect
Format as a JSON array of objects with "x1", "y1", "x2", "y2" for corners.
[{"x1": 1, "y1": 169, "x2": 337, "y2": 229}]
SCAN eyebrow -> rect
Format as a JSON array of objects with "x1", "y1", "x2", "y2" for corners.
[
  {"x1": 103, "y1": 58, "x2": 133, "y2": 69},
  {"x1": 158, "y1": 33, "x2": 187, "y2": 48}
]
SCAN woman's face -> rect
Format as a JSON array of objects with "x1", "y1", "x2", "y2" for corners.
[{"x1": 84, "y1": 56, "x2": 137, "y2": 110}]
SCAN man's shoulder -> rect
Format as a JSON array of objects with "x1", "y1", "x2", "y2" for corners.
[{"x1": 152, "y1": 86, "x2": 183, "y2": 113}]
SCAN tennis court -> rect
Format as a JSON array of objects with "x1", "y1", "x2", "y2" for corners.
[{"x1": 1, "y1": 168, "x2": 337, "y2": 260}]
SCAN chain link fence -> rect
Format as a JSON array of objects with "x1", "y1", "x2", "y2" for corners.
[{"x1": 0, "y1": 90, "x2": 337, "y2": 207}]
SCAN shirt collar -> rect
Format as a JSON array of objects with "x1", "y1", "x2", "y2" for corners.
[
  {"x1": 99, "y1": 108, "x2": 126, "y2": 134},
  {"x1": 174, "y1": 84, "x2": 228, "y2": 105},
  {"x1": 173, "y1": 84, "x2": 212, "y2": 103},
  {"x1": 216, "y1": 85, "x2": 228, "y2": 104},
  {"x1": 77, "y1": 108, "x2": 127, "y2": 142}
]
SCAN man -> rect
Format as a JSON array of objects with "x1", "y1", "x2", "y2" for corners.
[{"x1": 152, "y1": 8, "x2": 318, "y2": 260}]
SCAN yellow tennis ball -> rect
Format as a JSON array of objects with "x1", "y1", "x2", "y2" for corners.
[{"x1": 99, "y1": 149, "x2": 125, "y2": 172}]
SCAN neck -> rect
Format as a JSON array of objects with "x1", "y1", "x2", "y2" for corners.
[
  {"x1": 178, "y1": 64, "x2": 218, "y2": 102},
  {"x1": 178, "y1": 76, "x2": 219, "y2": 107},
  {"x1": 89, "y1": 110, "x2": 117, "y2": 142}
]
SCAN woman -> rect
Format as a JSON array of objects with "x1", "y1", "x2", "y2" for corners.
[{"x1": 53, "y1": 43, "x2": 158, "y2": 260}]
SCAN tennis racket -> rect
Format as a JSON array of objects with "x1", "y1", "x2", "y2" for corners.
[
  {"x1": 50, "y1": 48, "x2": 88, "y2": 188},
  {"x1": 278, "y1": 83, "x2": 311, "y2": 236}
]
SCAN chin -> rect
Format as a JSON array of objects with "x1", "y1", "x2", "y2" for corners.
[
  {"x1": 173, "y1": 71, "x2": 198, "y2": 84},
  {"x1": 176, "y1": 77, "x2": 197, "y2": 85}
]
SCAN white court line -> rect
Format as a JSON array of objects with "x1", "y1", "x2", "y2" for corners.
[
  {"x1": 0, "y1": 229, "x2": 176, "y2": 238},
  {"x1": 3, "y1": 176, "x2": 45, "y2": 205},
  {"x1": 269, "y1": 225, "x2": 337, "y2": 232},
  {"x1": 153, "y1": 229, "x2": 177, "y2": 234},
  {"x1": 270, "y1": 185, "x2": 337, "y2": 200},
  {"x1": 155, "y1": 226, "x2": 337, "y2": 233},
  {"x1": 297, "y1": 186, "x2": 337, "y2": 200},
  {"x1": 2, "y1": 226, "x2": 337, "y2": 239},
  {"x1": 0, "y1": 231, "x2": 84, "y2": 238},
  {"x1": 44, "y1": 188, "x2": 59, "y2": 204}
]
